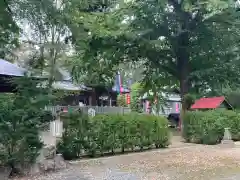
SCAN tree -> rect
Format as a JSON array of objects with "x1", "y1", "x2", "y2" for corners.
[
  {"x1": 0, "y1": 0, "x2": 19, "y2": 58},
  {"x1": 64, "y1": 0, "x2": 124, "y2": 86},
  {"x1": 130, "y1": 82, "x2": 143, "y2": 112},
  {"x1": 9, "y1": 0, "x2": 118, "y2": 87},
  {"x1": 0, "y1": 76, "x2": 54, "y2": 174},
  {"x1": 182, "y1": 94, "x2": 196, "y2": 110},
  {"x1": 1, "y1": 0, "x2": 121, "y2": 87},
  {"x1": 70, "y1": 0, "x2": 240, "y2": 110},
  {"x1": 15, "y1": 0, "x2": 72, "y2": 87}
]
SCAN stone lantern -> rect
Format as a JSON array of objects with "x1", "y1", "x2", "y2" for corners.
[{"x1": 221, "y1": 128, "x2": 235, "y2": 148}]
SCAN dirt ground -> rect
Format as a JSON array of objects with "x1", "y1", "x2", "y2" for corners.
[{"x1": 13, "y1": 134, "x2": 240, "y2": 180}]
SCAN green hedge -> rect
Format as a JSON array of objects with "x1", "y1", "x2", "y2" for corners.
[
  {"x1": 57, "y1": 112, "x2": 169, "y2": 160},
  {"x1": 183, "y1": 110, "x2": 240, "y2": 145}
]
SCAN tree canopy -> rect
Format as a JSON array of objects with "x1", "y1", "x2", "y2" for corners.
[
  {"x1": 2, "y1": 0, "x2": 240, "y2": 105},
  {"x1": 0, "y1": 0, "x2": 19, "y2": 58},
  {"x1": 68, "y1": 0, "x2": 240, "y2": 107}
]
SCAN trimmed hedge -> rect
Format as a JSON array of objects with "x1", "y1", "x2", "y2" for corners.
[
  {"x1": 183, "y1": 110, "x2": 240, "y2": 145},
  {"x1": 57, "y1": 112, "x2": 169, "y2": 160}
]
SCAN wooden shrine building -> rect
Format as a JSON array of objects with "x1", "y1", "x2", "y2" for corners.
[{"x1": 0, "y1": 59, "x2": 129, "y2": 106}]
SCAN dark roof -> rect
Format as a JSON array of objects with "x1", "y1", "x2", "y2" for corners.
[
  {"x1": 191, "y1": 96, "x2": 229, "y2": 109},
  {"x1": 0, "y1": 59, "x2": 130, "y2": 92},
  {"x1": 0, "y1": 59, "x2": 26, "y2": 76}
]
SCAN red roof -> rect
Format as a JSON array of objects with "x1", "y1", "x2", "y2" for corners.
[{"x1": 191, "y1": 96, "x2": 225, "y2": 109}]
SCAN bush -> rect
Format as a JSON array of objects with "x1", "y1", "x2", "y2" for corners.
[
  {"x1": 130, "y1": 83, "x2": 143, "y2": 112},
  {"x1": 117, "y1": 94, "x2": 127, "y2": 107},
  {"x1": 183, "y1": 110, "x2": 240, "y2": 145},
  {"x1": 57, "y1": 112, "x2": 170, "y2": 159},
  {"x1": 57, "y1": 111, "x2": 91, "y2": 160},
  {"x1": 0, "y1": 77, "x2": 53, "y2": 174}
]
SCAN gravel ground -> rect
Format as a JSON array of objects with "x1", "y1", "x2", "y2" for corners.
[
  {"x1": 13, "y1": 144, "x2": 240, "y2": 180},
  {"x1": 217, "y1": 174, "x2": 240, "y2": 180}
]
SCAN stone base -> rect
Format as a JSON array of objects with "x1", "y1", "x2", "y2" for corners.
[
  {"x1": 54, "y1": 154, "x2": 67, "y2": 169},
  {"x1": 21, "y1": 154, "x2": 68, "y2": 175},
  {"x1": 0, "y1": 167, "x2": 11, "y2": 180},
  {"x1": 39, "y1": 154, "x2": 67, "y2": 171},
  {"x1": 42, "y1": 145, "x2": 56, "y2": 159},
  {"x1": 220, "y1": 140, "x2": 235, "y2": 148}
]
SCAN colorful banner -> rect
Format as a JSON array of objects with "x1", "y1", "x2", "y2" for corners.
[
  {"x1": 126, "y1": 93, "x2": 131, "y2": 104},
  {"x1": 115, "y1": 71, "x2": 122, "y2": 94},
  {"x1": 175, "y1": 103, "x2": 179, "y2": 113},
  {"x1": 146, "y1": 100, "x2": 150, "y2": 113}
]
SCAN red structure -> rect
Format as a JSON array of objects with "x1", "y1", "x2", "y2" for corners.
[
  {"x1": 126, "y1": 93, "x2": 130, "y2": 104},
  {"x1": 191, "y1": 96, "x2": 232, "y2": 110}
]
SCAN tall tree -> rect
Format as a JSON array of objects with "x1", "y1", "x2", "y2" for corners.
[
  {"x1": 0, "y1": 0, "x2": 19, "y2": 58},
  {"x1": 70, "y1": 0, "x2": 240, "y2": 110},
  {"x1": 15, "y1": 0, "x2": 71, "y2": 86},
  {"x1": 64, "y1": 0, "x2": 123, "y2": 86}
]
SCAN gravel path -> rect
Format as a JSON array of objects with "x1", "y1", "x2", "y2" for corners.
[
  {"x1": 217, "y1": 174, "x2": 240, "y2": 180},
  {"x1": 14, "y1": 144, "x2": 240, "y2": 180},
  {"x1": 12, "y1": 134, "x2": 240, "y2": 180}
]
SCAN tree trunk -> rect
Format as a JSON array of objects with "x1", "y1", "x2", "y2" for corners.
[
  {"x1": 175, "y1": 31, "x2": 190, "y2": 131},
  {"x1": 176, "y1": 32, "x2": 190, "y2": 112},
  {"x1": 175, "y1": 32, "x2": 190, "y2": 131}
]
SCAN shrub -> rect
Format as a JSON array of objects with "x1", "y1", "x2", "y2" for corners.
[
  {"x1": 0, "y1": 77, "x2": 53, "y2": 175},
  {"x1": 57, "y1": 112, "x2": 170, "y2": 159},
  {"x1": 117, "y1": 94, "x2": 127, "y2": 107},
  {"x1": 91, "y1": 113, "x2": 170, "y2": 155},
  {"x1": 183, "y1": 110, "x2": 240, "y2": 145},
  {"x1": 130, "y1": 83, "x2": 143, "y2": 112},
  {"x1": 57, "y1": 110, "x2": 91, "y2": 160}
]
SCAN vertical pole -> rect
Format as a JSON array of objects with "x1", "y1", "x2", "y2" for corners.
[
  {"x1": 53, "y1": 119, "x2": 57, "y2": 170},
  {"x1": 179, "y1": 117, "x2": 181, "y2": 131},
  {"x1": 110, "y1": 97, "x2": 112, "y2": 107},
  {"x1": 54, "y1": 135, "x2": 57, "y2": 170}
]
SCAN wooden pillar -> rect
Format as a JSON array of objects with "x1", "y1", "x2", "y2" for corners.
[
  {"x1": 109, "y1": 97, "x2": 112, "y2": 106},
  {"x1": 91, "y1": 88, "x2": 97, "y2": 106},
  {"x1": 88, "y1": 96, "x2": 92, "y2": 106}
]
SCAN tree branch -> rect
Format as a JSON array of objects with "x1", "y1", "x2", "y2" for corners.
[
  {"x1": 168, "y1": 0, "x2": 203, "y2": 31},
  {"x1": 3, "y1": 0, "x2": 12, "y2": 14},
  {"x1": 168, "y1": 0, "x2": 189, "y2": 18}
]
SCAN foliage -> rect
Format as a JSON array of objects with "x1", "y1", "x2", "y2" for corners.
[
  {"x1": 130, "y1": 82, "x2": 143, "y2": 112},
  {"x1": 16, "y1": 0, "x2": 72, "y2": 86},
  {"x1": 182, "y1": 94, "x2": 196, "y2": 110},
  {"x1": 62, "y1": 0, "x2": 121, "y2": 86},
  {"x1": 3, "y1": 0, "x2": 240, "y2": 100},
  {"x1": 117, "y1": 94, "x2": 128, "y2": 107},
  {"x1": 118, "y1": 62, "x2": 145, "y2": 86},
  {"x1": 0, "y1": 0, "x2": 120, "y2": 86},
  {"x1": 57, "y1": 112, "x2": 169, "y2": 159},
  {"x1": 183, "y1": 110, "x2": 240, "y2": 145},
  {"x1": 0, "y1": 76, "x2": 53, "y2": 173},
  {"x1": 57, "y1": 110, "x2": 91, "y2": 160},
  {"x1": 225, "y1": 91, "x2": 240, "y2": 109},
  {"x1": 0, "y1": 0, "x2": 19, "y2": 58},
  {"x1": 68, "y1": 0, "x2": 240, "y2": 109}
]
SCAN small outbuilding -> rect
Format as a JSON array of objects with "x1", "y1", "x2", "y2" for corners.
[{"x1": 190, "y1": 96, "x2": 233, "y2": 110}]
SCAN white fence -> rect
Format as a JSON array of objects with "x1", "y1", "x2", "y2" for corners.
[
  {"x1": 45, "y1": 105, "x2": 131, "y2": 115},
  {"x1": 45, "y1": 105, "x2": 178, "y2": 117}
]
